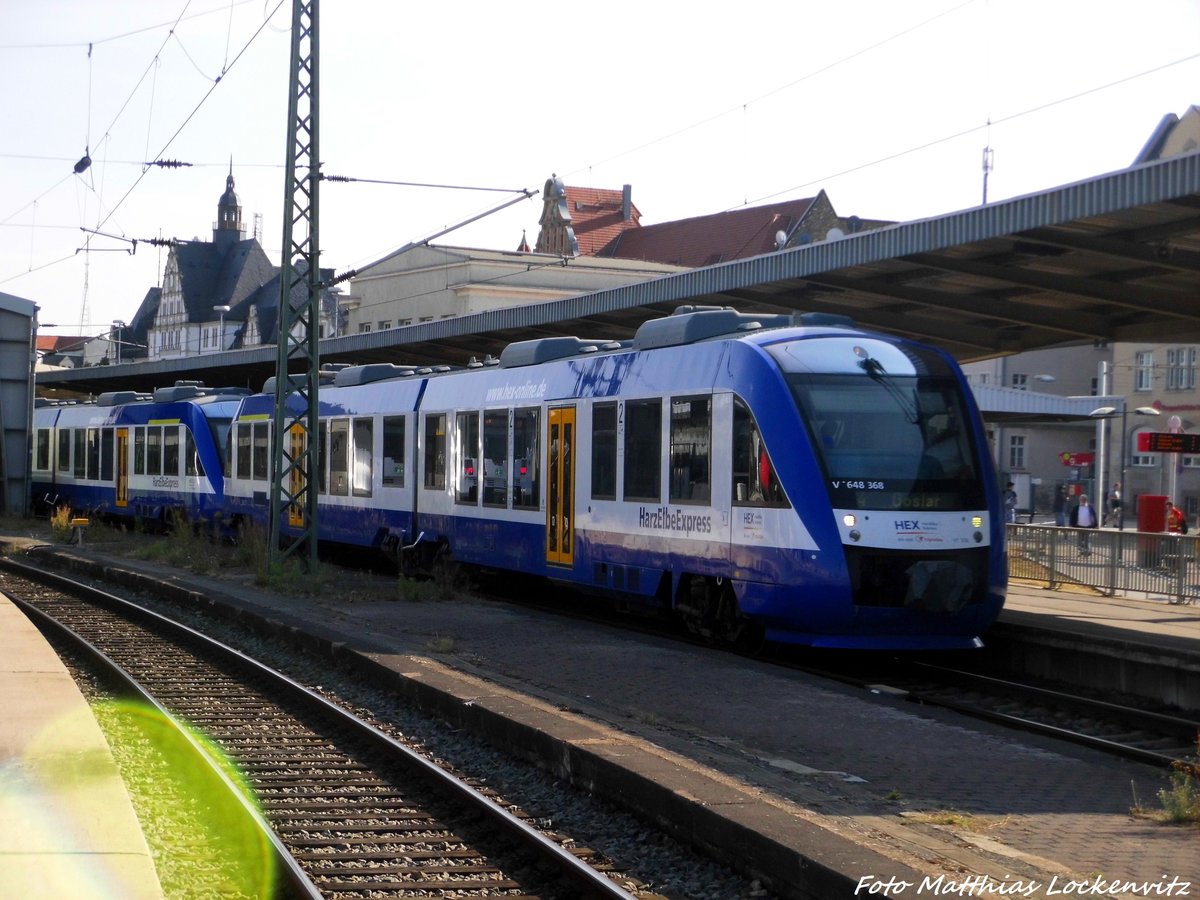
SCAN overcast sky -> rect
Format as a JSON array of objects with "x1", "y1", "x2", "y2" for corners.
[{"x1": 2, "y1": 0, "x2": 1198, "y2": 336}]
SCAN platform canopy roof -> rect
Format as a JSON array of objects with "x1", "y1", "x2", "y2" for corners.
[{"x1": 35, "y1": 151, "x2": 1200, "y2": 397}]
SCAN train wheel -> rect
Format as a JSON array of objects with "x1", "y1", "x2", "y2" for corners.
[{"x1": 679, "y1": 576, "x2": 760, "y2": 649}]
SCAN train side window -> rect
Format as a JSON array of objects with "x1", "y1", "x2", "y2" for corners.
[
  {"x1": 669, "y1": 396, "x2": 711, "y2": 504},
  {"x1": 330, "y1": 419, "x2": 349, "y2": 495},
  {"x1": 164, "y1": 427, "x2": 180, "y2": 476},
  {"x1": 235, "y1": 423, "x2": 251, "y2": 480},
  {"x1": 423, "y1": 413, "x2": 446, "y2": 490},
  {"x1": 455, "y1": 411, "x2": 480, "y2": 504},
  {"x1": 591, "y1": 402, "x2": 617, "y2": 500},
  {"x1": 624, "y1": 399, "x2": 662, "y2": 502},
  {"x1": 482, "y1": 410, "x2": 507, "y2": 507},
  {"x1": 512, "y1": 407, "x2": 539, "y2": 509},
  {"x1": 36, "y1": 429, "x2": 50, "y2": 471},
  {"x1": 101, "y1": 428, "x2": 114, "y2": 481},
  {"x1": 352, "y1": 418, "x2": 373, "y2": 498},
  {"x1": 252, "y1": 422, "x2": 270, "y2": 481},
  {"x1": 382, "y1": 415, "x2": 405, "y2": 487},
  {"x1": 317, "y1": 421, "x2": 328, "y2": 494},
  {"x1": 732, "y1": 398, "x2": 787, "y2": 507},
  {"x1": 86, "y1": 427, "x2": 101, "y2": 480},
  {"x1": 58, "y1": 430, "x2": 71, "y2": 473},
  {"x1": 134, "y1": 428, "x2": 146, "y2": 476},
  {"x1": 73, "y1": 429, "x2": 87, "y2": 478},
  {"x1": 150, "y1": 428, "x2": 165, "y2": 477}
]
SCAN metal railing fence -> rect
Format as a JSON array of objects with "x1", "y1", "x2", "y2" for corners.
[{"x1": 1007, "y1": 525, "x2": 1199, "y2": 604}]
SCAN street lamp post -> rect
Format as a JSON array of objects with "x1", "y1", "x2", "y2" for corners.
[
  {"x1": 212, "y1": 305, "x2": 230, "y2": 353},
  {"x1": 1089, "y1": 403, "x2": 1160, "y2": 529},
  {"x1": 111, "y1": 320, "x2": 125, "y2": 365}
]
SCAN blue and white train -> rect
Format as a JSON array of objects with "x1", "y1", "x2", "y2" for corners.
[{"x1": 31, "y1": 307, "x2": 1006, "y2": 650}]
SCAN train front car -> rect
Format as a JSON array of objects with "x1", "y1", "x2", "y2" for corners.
[{"x1": 740, "y1": 328, "x2": 1005, "y2": 650}]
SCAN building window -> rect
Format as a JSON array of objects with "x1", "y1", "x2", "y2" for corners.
[
  {"x1": 1011, "y1": 373, "x2": 1028, "y2": 390},
  {"x1": 1130, "y1": 428, "x2": 1157, "y2": 467},
  {"x1": 1008, "y1": 435, "x2": 1025, "y2": 471},
  {"x1": 1135, "y1": 351, "x2": 1154, "y2": 391},
  {"x1": 1166, "y1": 347, "x2": 1197, "y2": 391},
  {"x1": 378, "y1": 320, "x2": 391, "y2": 330},
  {"x1": 359, "y1": 323, "x2": 372, "y2": 334}
]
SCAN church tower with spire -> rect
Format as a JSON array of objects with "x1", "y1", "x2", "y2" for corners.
[{"x1": 214, "y1": 162, "x2": 245, "y2": 248}]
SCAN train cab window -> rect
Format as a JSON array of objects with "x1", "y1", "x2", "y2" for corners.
[
  {"x1": 330, "y1": 419, "x2": 349, "y2": 495},
  {"x1": 512, "y1": 407, "x2": 539, "y2": 510},
  {"x1": 732, "y1": 398, "x2": 787, "y2": 507},
  {"x1": 423, "y1": 414, "x2": 446, "y2": 490},
  {"x1": 58, "y1": 430, "x2": 71, "y2": 473},
  {"x1": 482, "y1": 410, "x2": 507, "y2": 507},
  {"x1": 185, "y1": 429, "x2": 203, "y2": 477},
  {"x1": 455, "y1": 411, "x2": 480, "y2": 504},
  {"x1": 86, "y1": 428, "x2": 101, "y2": 480},
  {"x1": 147, "y1": 426, "x2": 163, "y2": 476},
  {"x1": 36, "y1": 429, "x2": 50, "y2": 471},
  {"x1": 352, "y1": 418, "x2": 373, "y2": 498},
  {"x1": 252, "y1": 422, "x2": 270, "y2": 481},
  {"x1": 382, "y1": 415, "x2": 405, "y2": 487},
  {"x1": 73, "y1": 429, "x2": 86, "y2": 478},
  {"x1": 235, "y1": 424, "x2": 252, "y2": 480},
  {"x1": 591, "y1": 403, "x2": 617, "y2": 501},
  {"x1": 669, "y1": 396, "x2": 711, "y2": 504},
  {"x1": 624, "y1": 399, "x2": 662, "y2": 503},
  {"x1": 164, "y1": 427, "x2": 180, "y2": 476},
  {"x1": 134, "y1": 428, "x2": 146, "y2": 476},
  {"x1": 101, "y1": 428, "x2": 114, "y2": 481}
]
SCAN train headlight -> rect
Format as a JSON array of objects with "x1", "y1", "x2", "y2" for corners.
[
  {"x1": 842, "y1": 514, "x2": 856, "y2": 527},
  {"x1": 971, "y1": 516, "x2": 983, "y2": 528}
]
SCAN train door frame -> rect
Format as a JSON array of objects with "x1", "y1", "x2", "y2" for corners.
[
  {"x1": 546, "y1": 405, "x2": 575, "y2": 567},
  {"x1": 115, "y1": 428, "x2": 129, "y2": 508}
]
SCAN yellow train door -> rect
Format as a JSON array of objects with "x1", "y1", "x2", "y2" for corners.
[
  {"x1": 288, "y1": 423, "x2": 306, "y2": 528},
  {"x1": 115, "y1": 428, "x2": 129, "y2": 507},
  {"x1": 546, "y1": 406, "x2": 575, "y2": 567}
]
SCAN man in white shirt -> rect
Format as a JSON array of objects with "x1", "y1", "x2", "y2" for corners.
[{"x1": 1070, "y1": 494, "x2": 1098, "y2": 554}]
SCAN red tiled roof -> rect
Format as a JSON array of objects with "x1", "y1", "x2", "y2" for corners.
[
  {"x1": 600, "y1": 198, "x2": 817, "y2": 266},
  {"x1": 36, "y1": 335, "x2": 90, "y2": 352},
  {"x1": 563, "y1": 186, "x2": 641, "y2": 256}
]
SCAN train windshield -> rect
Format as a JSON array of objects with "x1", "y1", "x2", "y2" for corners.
[{"x1": 768, "y1": 338, "x2": 986, "y2": 511}]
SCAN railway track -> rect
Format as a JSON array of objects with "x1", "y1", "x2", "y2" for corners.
[
  {"x1": 1, "y1": 561, "x2": 652, "y2": 899},
  {"x1": 868, "y1": 661, "x2": 1200, "y2": 769}
]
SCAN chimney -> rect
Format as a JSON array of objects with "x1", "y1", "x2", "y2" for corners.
[{"x1": 622, "y1": 184, "x2": 632, "y2": 222}]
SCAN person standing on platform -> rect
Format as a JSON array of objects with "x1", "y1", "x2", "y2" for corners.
[
  {"x1": 1053, "y1": 486, "x2": 1069, "y2": 527},
  {"x1": 1168, "y1": 501, "x2": 1186, "y2": 535},
  {"x1": 1004, "y1": 482, "x2": 1018, "y2": 524},
  {"x1": 1105, "y1": 481, "x2": 1122, "y2": 527},
  {"x1": 1070, "y1": 494, "x2": 1098, "y2": 554}
]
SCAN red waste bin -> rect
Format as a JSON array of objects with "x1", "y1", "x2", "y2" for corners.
[{"x1": 1138, "y1": 494, "x2": 1168, "y2": 566}]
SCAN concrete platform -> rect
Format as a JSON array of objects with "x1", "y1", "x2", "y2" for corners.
[
  {"x1": 993, "y1": 581, "x2": 1200, "y2": 712},
  {"x1": 0, "y1": 593, "x2": 163, "y2": 899},
  {"x1": 5, "y1": 536, "x2": 1200, "y2": 899}
]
